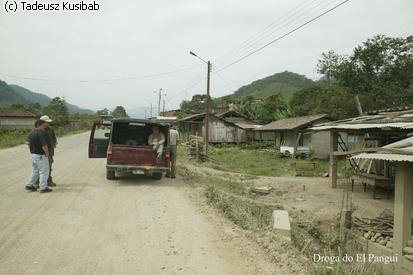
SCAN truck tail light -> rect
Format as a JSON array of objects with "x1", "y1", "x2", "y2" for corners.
[{"x1": 107, "y1": 145, "x2": 113, "y2": 162}]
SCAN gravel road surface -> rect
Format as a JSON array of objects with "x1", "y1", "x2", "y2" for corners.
[{"x1": 0, "y1": 132, "x2": 252, "y2": 275}]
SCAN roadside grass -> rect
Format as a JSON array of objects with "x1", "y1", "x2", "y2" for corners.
[
  {"x1": 0, "y1": 130, "x2": 30, "y2": 149},
  {"x1": 0, "y1": 127, "x2": 89, "y2": 149},
  {"x1": 201, "y1": 145, "x2": 345, "y2": 177}
]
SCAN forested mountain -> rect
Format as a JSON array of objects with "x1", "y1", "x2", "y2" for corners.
[
  {"x1": 218, "y1": 71, "x2": 314, "y2": 103},
  {"x1": 0, "y1": 81, "x2": 30, "y2": 105},
  {"x1": 0, "y1": 80, "x2": 93, "y2": 114}
]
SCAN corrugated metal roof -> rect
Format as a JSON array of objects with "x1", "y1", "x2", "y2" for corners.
[
  {"x1": 351, "y1": 153, "x2": 413, "y2": 162},
  {"x1": 351, "y1": 136, "x2": 413, "y2": 162},
  {"x1": 311, "y1": 122, "x2": 413, "y2": 131},
  {"x1": 383, "y1": 136, "x2": 413, "y2": 149},
  {"x1": 310, "y1": 109, "x2": 413, "y2": 131},
  {"x1": 255, "y1": 114, "x2": 327, "y2": 131}
]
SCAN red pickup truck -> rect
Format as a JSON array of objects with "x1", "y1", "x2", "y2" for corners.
[{"x1": 88, "y1": 118, "x2": 170, "y2": 180}]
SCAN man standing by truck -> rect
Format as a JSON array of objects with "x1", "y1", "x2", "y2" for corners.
[
  {"x1": 25, "y1": 120, "x2": 52, "y2": 193},
  {"x1": 166, "y1": 126, "x2": 179, "y2": 178}
]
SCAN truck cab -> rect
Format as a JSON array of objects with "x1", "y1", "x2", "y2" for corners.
[{"x1": 88, "y1": 118, "x2": 170, "y2": 180}]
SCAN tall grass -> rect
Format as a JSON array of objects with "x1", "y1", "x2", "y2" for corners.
[
  {"x1": 0, "y1": 124, "x2": 90, "y2": 149},
  {"x1": 0, "y1": 130, "x2": 30, "y2": 149}
]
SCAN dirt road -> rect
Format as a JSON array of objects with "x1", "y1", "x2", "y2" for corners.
[{"x1": 0, "y1": 132, "x2": 253, "y2": 275}]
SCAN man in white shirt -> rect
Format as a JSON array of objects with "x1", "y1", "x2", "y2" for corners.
[{"x1": 148, "y1": 125, "x2": 166, "y2": 163}]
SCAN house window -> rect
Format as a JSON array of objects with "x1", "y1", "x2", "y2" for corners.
[{"x1": 347, "y1": 135, "x2": 358, "y2": 145}]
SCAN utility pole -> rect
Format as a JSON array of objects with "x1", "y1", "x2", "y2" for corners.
[
  {"x1": 157, "y1": 88, "x2": 163, "y2": 116},
  {"x1": 162, "y1": 99, "x2": 166, "y2": 115},
  {"x1": 150, "y1": 103, "x2": 153, "y2": 118},
  {"x1": 205, "y1": 61, "x2": 211, "y2": 154},
  {"x1": 189, "y1": 51, "x2": 211, "y2": 156}
]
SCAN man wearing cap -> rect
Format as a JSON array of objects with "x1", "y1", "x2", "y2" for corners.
[
  {"x1": 25, "y1": 119, "x2": 52, "y2": 193},
  {"x1": 40, "y1": 115, "x2": 57, "y2": 186},
  {"x1": 35, "y1": 115, "x2": 57, "y2": 187}
]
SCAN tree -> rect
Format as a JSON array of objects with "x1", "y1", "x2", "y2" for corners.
[
  {"x1": 290, "y1": 85, "x2": 358, "y2": 120},
  {"x1": 180, "y1": 94, "x2": 213, "y2": 114},
  {"x1": 42, "y1": 97, "x2": 69, "y2": 126},
  {"x1": 96, "y1": 108, "x2": 110, "y2": 116},
  {"x1": 235, "y1": 94, "x2": 289, "y2": 123},
  {"x1": 317, "y1": 35, "x2": 413, "y2": 111},
  {"x1": 112, "y1": 106, "x2": 128, "y2": 118},
  {"x1": 290, "y1": 86, "x2": 323, "y2": 116},
  {"x1": 28, "y1": 102, "x2": 42, "y2": 116},
  {"x1": 10, "y1": 103, "x2": 26, "y2": 109}
]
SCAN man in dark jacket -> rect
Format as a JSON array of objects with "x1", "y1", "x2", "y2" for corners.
[{"x1": 40, "y1": 115, "x2": 57, "y2": 186}]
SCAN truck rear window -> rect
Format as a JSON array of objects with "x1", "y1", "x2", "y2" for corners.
[{"x1": 111, "y1": 122, "x2": 168, "y2": 147}]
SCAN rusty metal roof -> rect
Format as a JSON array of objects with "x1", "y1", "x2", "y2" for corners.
[
  {"x1": 0, "y1": 108, "x2": 36, "y2": 118},
  {"x1": 255, "y1": 114, "x2": 327, "y2": 131}
]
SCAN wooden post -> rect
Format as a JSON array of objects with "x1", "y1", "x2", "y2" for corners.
[
  {"x1": 293, "y1": 131, "x2": 301, "y2": 159},
  {"x1": 329, "y1": 131, "x2": 338, "y2": 188},
  {"x1": 393, "y1": 162, "x2": 413, "y2": 257}
]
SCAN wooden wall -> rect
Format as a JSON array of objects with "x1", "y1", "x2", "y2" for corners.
[{"x1": 0, "y1": 117, "x2": 36, "y2": 130}]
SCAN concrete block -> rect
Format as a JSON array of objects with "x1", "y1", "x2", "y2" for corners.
[
  {"x1": 402, "y1": 247, "x2": 413, "y2": 255},
  {"x1": 407, "y1": 240, "x2": 413, "y2": 247},
  {"x1": 273, "y1": 210, "x2": 291, "y2": 240},
  {"x1": 252, "y1": 186, "x2": 273, "y2": 195},
  {"x1": 405, "y1": 255, "x2": 413, "y2": 261}
]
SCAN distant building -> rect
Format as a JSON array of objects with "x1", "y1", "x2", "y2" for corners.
[
  {"x1": 161, "y1": 109, "x2": 180, "y2": 117},
  {"x1": 178, "y1": 110, "x2": 261, "y2": 143},
  {"x1": 254, "y1": 114, "x2": 331, "y2": 158},
  {"x1": 0, "y1": 108, "x2": 36, "y2": 130}
]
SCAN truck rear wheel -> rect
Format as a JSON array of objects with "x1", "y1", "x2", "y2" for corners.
[
  {"x1": 106, "y1": 169, "x2": 116, "y2": 180},
  {"x1": 152, "y1": 172, "x2": 162, "y2": 180}
]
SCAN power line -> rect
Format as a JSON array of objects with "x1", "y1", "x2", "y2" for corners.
[
  {"x1": 217, "y1": 0, "x2": 351, "y2": 72},
  {"x1": 167, "y1": 18, "x2": 412, "y2": 108},
  {"x1": 0, "y1": 65, "x2": 200, "y2": 83},
  {"x1": 215, "y1": 0, "x2": 327, "y2": 64},
  {"x1": 224, "y1": 0, "x2": 335, "y2": 63},
  {"x1": 215, "y1": 0, "x2": 317, "y2": 62}
]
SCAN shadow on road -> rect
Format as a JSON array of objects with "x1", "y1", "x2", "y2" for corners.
[{"x1": 115, "y1": 174, "x2": 181, "y2": 187}]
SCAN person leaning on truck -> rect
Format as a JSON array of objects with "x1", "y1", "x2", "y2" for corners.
[
  {"x1": 166, "y1": 126, "x2": 179, "y2": 178},
  {"x1": 148, "y1": 125, "x2": 165, "y2": 163},
  {"x1": 25, "y1": 120, "x2": 53, "y2": 193}
]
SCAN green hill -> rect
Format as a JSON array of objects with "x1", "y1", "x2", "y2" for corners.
[
  {"x1": 218, "y1": 71, "x2": 314, "y2": 102},
  {"x1": 0, "y1": 80, "x2": 93, "y2": 114},
  {"x1": 0, "y1": 80, "x2": 30, "y2": 106}
]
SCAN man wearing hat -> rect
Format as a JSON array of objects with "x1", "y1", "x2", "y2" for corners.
[{"x1": 39, "y1": 115, "x2": 58, "y2": 186}]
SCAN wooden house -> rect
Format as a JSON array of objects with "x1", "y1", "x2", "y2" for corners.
[
  {"x1": 178, "y1": 111, "x2": 260, "y2": 143},
  {"x1": 0, "y1": 108, "x2": 36, "y2": 130},
  {"x1": 254, "y1": 114, "x2": 331, "y2": 158}
]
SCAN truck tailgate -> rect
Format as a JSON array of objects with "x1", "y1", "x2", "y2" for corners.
[{"x1": 109, "y1": 146, "x2": 168, "y2": 167}]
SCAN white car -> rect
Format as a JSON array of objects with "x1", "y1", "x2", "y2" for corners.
[{"x1": 280, "y1": 146, "x2": 311, "y2": 157}]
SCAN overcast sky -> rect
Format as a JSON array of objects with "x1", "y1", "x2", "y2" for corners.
[{"x1": 1, "y1": 0, "x2": 412, "y2": 111}]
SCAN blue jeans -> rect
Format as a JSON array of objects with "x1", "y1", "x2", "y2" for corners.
[{"x1": 26, "y1": 154, "x2": 49, "y2": 190}]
